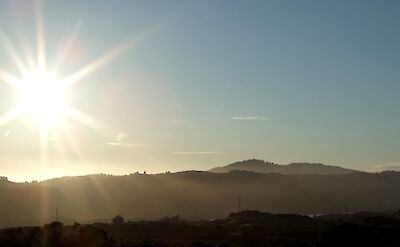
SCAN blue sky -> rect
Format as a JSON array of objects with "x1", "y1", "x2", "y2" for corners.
[{"x1": 0, "y1": 0, "x2": 399, "y2": 181}]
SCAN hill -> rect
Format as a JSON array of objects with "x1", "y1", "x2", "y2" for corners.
[
  {"x1": 1, "y1": 170, "x2": 400, "y2": 228},
  {"x1": 209, "y1": 159, "x2": 356, "y2": 175}
]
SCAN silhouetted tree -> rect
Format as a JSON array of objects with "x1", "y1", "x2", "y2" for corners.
[{"x1": 112, "y1": 215, "x2": 124, "y2": 224}]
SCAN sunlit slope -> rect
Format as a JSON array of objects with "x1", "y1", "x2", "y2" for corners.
[{"x1": 0, "y1": 171, "x2": 400, "y2": 228}]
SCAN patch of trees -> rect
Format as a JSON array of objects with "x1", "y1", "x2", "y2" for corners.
[{"x1": 2, "y1": 211, "x2": 400, "y2": 246}]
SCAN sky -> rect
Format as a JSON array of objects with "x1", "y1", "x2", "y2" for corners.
[{"x1": 0, "y1": 0, "x2": 399, "y2": 181}]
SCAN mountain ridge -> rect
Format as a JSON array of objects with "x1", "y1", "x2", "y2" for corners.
[{"x1": 208, "y1": 159, "x2": 357, "y2": 175}]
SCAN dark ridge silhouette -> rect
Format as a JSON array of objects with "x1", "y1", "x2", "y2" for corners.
[
  {"x1": 2, "y1": 210, "x2": 400, "y2": 246},
  {"x1": 1, "y1": 169, "x2": 400, "y2": 228},
  {"x1": 209, "y1": 159, "x2": 357, "y2": 174}
]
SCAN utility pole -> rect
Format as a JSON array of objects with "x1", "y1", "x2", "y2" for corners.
[{"x1": 238, "y1": 196, "x2": 242, "y2": 212}]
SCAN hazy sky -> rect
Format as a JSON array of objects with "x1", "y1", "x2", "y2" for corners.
[{"x1": 0, "y1": 0, "x2": 399, "y2": 181}]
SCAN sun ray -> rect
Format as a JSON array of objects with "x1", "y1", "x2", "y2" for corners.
[
  {"x1": 39, "y1": 122, "x2": 49, "y2": 224},
  {"x1": 64, "y1": 106, "x2": 118, "y2": 138},
  {"x1": 54, "y1": 121, "x2": 118, "y2": 215},
  {"x1": 0, "y1": 108, "x2": 23, "y2": 128},
  {"x1": 0, "y1": 68, "x2": 23, "y2": 88},
  {"x1": 17, "y1": 33, "x2": 37, "y2": 73},
  {"x1": 40, "y1": 124, "x2": 49, "y2": 164},
  {"x1": 35, "y1": 0, "x2": 46, "y2": 71},
  {"x1": 0, "y1": 30, "x2": 29, "y2": 76},
  {"x1": 58, "y1": 119, "x2": 90, "y2": 166},
  {"x1": 61, "y1": 38, "x2": 135, "y2": 89},
  {"x1": 51, "y1": 20, "x2": 82, "y2": 74},
  {"x1": 59, "y1": 22, "x2": 162, "y2": 90}
]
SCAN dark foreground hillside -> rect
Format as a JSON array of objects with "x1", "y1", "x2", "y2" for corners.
[{"x1": 2, "y1": 210, "x2": 400, "y2": 247}]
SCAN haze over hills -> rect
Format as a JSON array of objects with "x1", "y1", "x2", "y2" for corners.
[
  {"x1": 209, "y1": 159, "x2": 357, "y2": 175},
  {"x1": 1, "y1": 162, "x2": 400, "y2": 228}
]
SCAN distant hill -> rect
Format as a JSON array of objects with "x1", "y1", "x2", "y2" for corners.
[
  {"x1": 1, "y1": 169, "x2": 400, "y2": 228},
  {"x1": 209, "y1": 159, "x2": 357, "y2": 175}
]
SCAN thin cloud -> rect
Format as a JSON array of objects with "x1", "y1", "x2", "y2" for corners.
[
  {"x1": 173, "y1": 151, "x2": 221, "y2": 155},
  {"x1": 107, "y1": 133, "x2": 144, "y2": 148},
  {"x1": 108, "y1": 142, "x2": 145, "y2": 148},
  {"x1": 231, "y1": 116, "x2": 270, "y2": 121}
]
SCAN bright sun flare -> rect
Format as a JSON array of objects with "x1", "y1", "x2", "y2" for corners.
[
  {"x1": 0, "y1": 1, "x2": 137, "y2": 181},
  {"x1": 17, "y1": 70, "x2": 68, "y2": 127},
  {"x1": 0, "y1": 0, "x2": 134, "y2": 150}
]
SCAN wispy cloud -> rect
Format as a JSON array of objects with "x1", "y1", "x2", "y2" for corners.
[
  {"x1": 173, "y1": 151, "x2": 221, "y2": 155},
  {"x1": 231, "y1": 116, "x2": 270, "y2": 121},
  {"x1": 108, "y1": 142, "x2": 145, "y2": 148},
  {"x1": 107, "y1": 133, "x2": 144, "y2": 148}
]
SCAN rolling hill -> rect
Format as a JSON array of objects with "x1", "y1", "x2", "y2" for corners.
[
  {"x1": 1, "y1": 168, "x2": 400, "y2": 228},
  {"x1": 208, "y1": 159, "x2": 357, "y2": 175}
]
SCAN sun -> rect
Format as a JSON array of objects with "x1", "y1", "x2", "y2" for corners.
[
  {"x1": 16, "y1": 69, "x2": 68, "y2": 128},
  {"x1": 0, "y1": 1, "x2": 135, "y2": 146}
]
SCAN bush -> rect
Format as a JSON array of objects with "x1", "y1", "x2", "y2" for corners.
[{"x1": 112, "y1": 215, "x2": 124, "y2": 224}]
